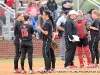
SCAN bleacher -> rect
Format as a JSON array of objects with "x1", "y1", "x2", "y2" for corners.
[{"x1": 0, "y1": 0, "x2": 28, "y2": 40}]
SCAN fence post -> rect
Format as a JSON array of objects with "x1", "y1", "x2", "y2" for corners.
[
  {"x1": 15, "y1": 0, "x2": 18, "y2": 12},
  {"x1": 6, "y1": 11, "x2": 10, "y2": 40},
  {"x1": 77, "y1": 0, "x2": 79, "y2": 11}
]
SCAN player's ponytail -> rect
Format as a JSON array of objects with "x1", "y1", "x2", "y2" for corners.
[
  {"x1": 38, "y1": 15, "x2": 44, "y2": 28},
  {"x1": 43, "y1": 10, "x2": 56, "y2": 32},
  {"x1": 49, "y1": 12, "x2": 56, "y2": 32}
]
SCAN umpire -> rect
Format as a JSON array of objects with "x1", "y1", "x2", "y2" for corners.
[{"x1": 56, "y1": 10, "x2": 69, "y2": 60}]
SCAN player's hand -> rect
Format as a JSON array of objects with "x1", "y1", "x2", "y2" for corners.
[{"x1": 71, "y1": 39, "x2": 75, "y2": 43}]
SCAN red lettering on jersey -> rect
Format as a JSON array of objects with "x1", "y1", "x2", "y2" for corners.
[{"x1": 21, "y1": 27, "x2": 28, "y2": 37}]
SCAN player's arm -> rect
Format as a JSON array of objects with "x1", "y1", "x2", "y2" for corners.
[
  {"x1": 63, "y1": 4, "x2": 70, "y2": 8},
  {"x1": 90, "y1": 20, "x2": 99, "y2": 31},
  {"x1": 56, "y1": 18, "x2": 65, "y2": 31},
  {"x1": 37, "y1": 23, "x2": 49, "y2": 35}
]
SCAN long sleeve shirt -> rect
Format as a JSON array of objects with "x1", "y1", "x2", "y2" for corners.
[{"x1": 65, "y1": 18, "x2": 77, "y2": 40}]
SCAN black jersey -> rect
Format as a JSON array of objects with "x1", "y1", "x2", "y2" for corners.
[
  {"x1": 43, "y1": 19, "x2": 52, "y2": 38},
  {"x1": 90, "y1": 18, "x2": 100, "y2": 35},
  {"x1": 19, "y1": 24, "x2": 34, "y2": 41},
  {"x1": 14, "y1": 20, "x2": 22, "y2": 37}
]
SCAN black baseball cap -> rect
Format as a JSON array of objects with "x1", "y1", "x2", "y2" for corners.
[{"x1": 65, "y1": 10, "x2": 69, "y2": 15}]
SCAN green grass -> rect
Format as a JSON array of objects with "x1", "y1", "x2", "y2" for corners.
[
  {"x1": 0, "y1": 57, "x2": 78, "y2": 63},
  {"x1": 0, "y1": 57, "x2": 61, "y2": 63}
]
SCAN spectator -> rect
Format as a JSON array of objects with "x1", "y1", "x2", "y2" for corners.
[
  {"x1": 26, "y1": 1, "x2": 40, "y2": 21},
  {"x1": 0, "y1": 7, "x2": 6, "y2": 24},
  {"x1": 0, "y1": 20, "x2": 3, "y2": 36},
  {"x1": 12, "y1": 1, "x2": 21, "y2": 10},
  {"x1": 39, "y1": 1, "x2": 48, "y2": 15},
  {"x1": 87, "y1": 9, "x2": 94, "y2": 22},
  {"x1": 62, "y1": 0, "x2": 74, "y2": 11},
  {"x1": 27, "y1": 12, "x2": 37, "y2": 32},
  {"x1": 35, "y1": 0, "x2": 44, "y2": 7},
  {"x1": 19, "y1": 0, "x2": 23, "y2": 6},
  {"x1": 47, "y1": 0, "x2": 58, "y2": 20},
  {"x1": 4, "y1": 0, "x2": 14, "y2": 8},
  {"x1": 27, "y1": 12, "x2": 41, "y2": 39},
  {"x1": 0, "y1": 20, "x2": 3, "y2": 40}
]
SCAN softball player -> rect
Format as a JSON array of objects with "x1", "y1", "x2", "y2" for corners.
[
  {"x1": 14, "y1": 13, "x2": 23, "y2": 73},
  {"x1": 37, "y1": 10, "x2": 53, "y2": 73},
  {"x1": 19, "y1": 14, "x2": 35, "y2": 74},
  {"x1": 89, "y1": 10, "x2": 100, "y2": 68}
]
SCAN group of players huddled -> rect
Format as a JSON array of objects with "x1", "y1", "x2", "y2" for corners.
[{"x1": 12, "y1": 0, "x2": 100, "y2": 74}]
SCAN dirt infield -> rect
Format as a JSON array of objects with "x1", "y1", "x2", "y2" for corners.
[{"x1": 0, "y1": 58, "x2": 100, "y2": 75}]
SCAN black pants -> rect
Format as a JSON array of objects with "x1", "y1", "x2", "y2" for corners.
[
  {"x1": 65, "y1": 40, "x2": 76, "y2": 67},
  {"x1": 21, "y1": 41, "x2": 33, "y2": 70},
  {"x1": 90, "y1": 35, "x2": 99, "y2": 64},
  {"x1": 42, "y1": 38, "x2": 52, "y2": 70},
  {"x1": 14, "y1": 37, "x2": 21, "y2": 70},
  {"x1": 50, "y1": 48, "x2": 56, "y2": 68},
  {"x1": 77, "y1": 38, "x2": 89, "y2": 47}
]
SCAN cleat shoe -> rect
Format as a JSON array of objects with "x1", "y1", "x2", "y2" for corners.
[
  {"x1": 80, "y1": 64, "x2": 84, "y2": 68},
  {"x1": 72, "y1": 65, "x2": 77, "y2": 68},
  {"x1": 50, "y1": 68, "x2": 55, "y2": 72},
  {"x1": 87, "y1": 63, "x2": 95, "y2": 68},
  {"x1": 65, "y1": 65, "x2": 73, "y2": 69},
  {"x1": 29, "y1": 70, "x2": 35, "y2": 74},
  {"x1": 47, "y1": 70, "x2": 52, "y2": 73},
  {"x1": 13, "y1": 68, "x2": 21, "y2": 73},
  {"x1": 21, "y1": 70, "x2": 26, "y2": 74},
  {"x1": 97, "y1": 64, "x2": 100, "y2": 68},
  {"x1": 39, "y1": 69, "x2": 48, "y2": 74}
]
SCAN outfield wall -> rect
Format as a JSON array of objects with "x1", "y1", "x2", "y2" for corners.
[{"x1": 0, "y1": 39, "x2": 60, "y2": 58}]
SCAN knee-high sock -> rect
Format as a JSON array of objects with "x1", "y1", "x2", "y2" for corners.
[
  {"x1": 77, "y1": 47, "x2": 83, "y2": 64},
  {"x1": 84, "y1": 46, "x2": 92, "y2": 63}
]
